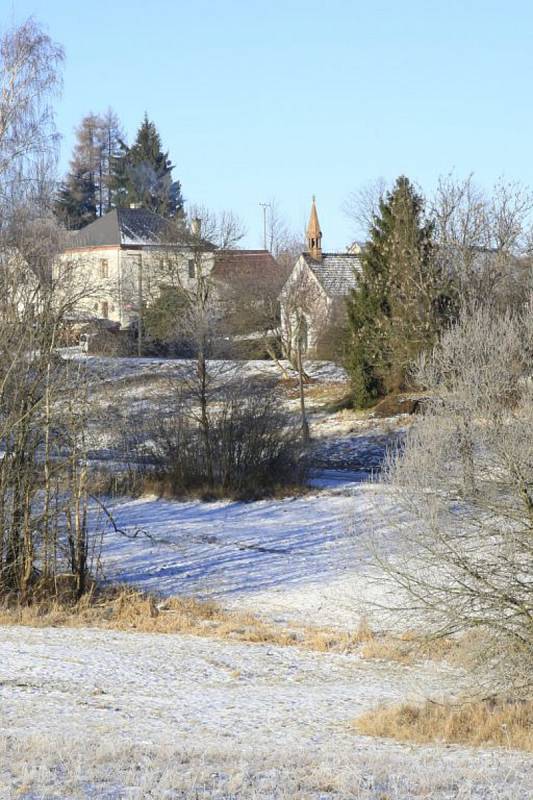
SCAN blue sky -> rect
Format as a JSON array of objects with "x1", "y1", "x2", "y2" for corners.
[{"x1": 5, "y1": 0, "x2": 533, "y2": 248}]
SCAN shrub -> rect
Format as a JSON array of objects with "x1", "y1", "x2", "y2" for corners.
[
  {"x1": 354, "y1": 698, "x2": 533, "y2": 752},
  {"x1": 377, "y1": 304, "x2": 533, "y2": 697},
  {"x1": 120, "y1": 383, "x2": 307, "y2": 500}
]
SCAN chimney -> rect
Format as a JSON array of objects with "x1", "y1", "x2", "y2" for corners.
[{"x1": 191, "y1": 217, "x2": 202, "y2": 237}]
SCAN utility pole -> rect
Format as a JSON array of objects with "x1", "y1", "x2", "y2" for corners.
[
  {"x1": 137, "y1": 254, "x2": 143, "y2": 357},
  {"x1": 259, "y1": 202, "x2": 271, "y2": 251}
]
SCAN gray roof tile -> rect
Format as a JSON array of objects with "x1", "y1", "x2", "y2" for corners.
[
  {"x1": 66, "y1": 208, "x2": 172, "y2": 248},
  {"x1": 304, "y1": 252, "x2": 361, "y2": 296}
]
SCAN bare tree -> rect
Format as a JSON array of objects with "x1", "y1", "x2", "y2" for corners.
[
  {"x1": 431, "y1": 173, "x2": 533, "y2": 309},
  {"x1": 143, "y1": 212, "x2": 242, "y2": 484},
  {"x1": 377, "y1": 304, "x2": 533, "y2": 697},
  {"x1": 0, "y1": 18, "x2": 63, "y2": 192},
  {"x1": 265, "y1": 197, "x2": 304, "y2": 268},
  {"x1": 343, "y1": 177, "x2": 388, "y2": 239},
  {"x1": 0, "y1": 20, "x2": 103, "y2": 602},
  {"x1": 187, "y1": 204, "x2": 246, "y2": 250},
  {"x1": 128, "y1": 214, "x2": 306, "y2": 495}
]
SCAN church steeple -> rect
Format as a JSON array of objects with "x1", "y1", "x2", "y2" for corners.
[{"x1": 306, "y1": 196, "x2": 322, "y2": 260}]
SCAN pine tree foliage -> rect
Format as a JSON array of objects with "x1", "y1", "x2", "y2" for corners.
[
  {"x1": 110, "y1": 114, "x2": 183, "y2": 217},
  {"x1": 346, "y1": 176, "x2": 452, "y2": 407},
  {"x1": 55, "y1": 170, "x2": 97, "y2": 230}
]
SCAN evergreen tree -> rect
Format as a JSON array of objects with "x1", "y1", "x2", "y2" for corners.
[
  {"x1": 55, "y1": 109, "x2": 124, "y2": 228},
  {"x1": 110, "y1": 114, "x2": 183, "y2": 217},
  {"x1": 55, "y1": 170, "x2": 97, "y2": 230},
  {"x1": 95, "y1": 107, "x2": 124, "y2": 214},
  {"x1": 55, "y1": 113, "x2": 99, "y2": 229},
  {"x1": 346, "y1": 176, "x2": 450, "y2": 407}
]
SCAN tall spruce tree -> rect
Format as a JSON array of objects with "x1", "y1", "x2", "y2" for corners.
[
  {"x1": 346, "y1": 176, "x2": 450, "y2": 407},
  {"x1": 55, "y1": 170, "x2": 97, "y2": 230},
  {"x1": 110, "y1": 114, "x2": 183, "y2": 217}
]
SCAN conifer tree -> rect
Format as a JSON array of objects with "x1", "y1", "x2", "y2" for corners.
[
  {"x1": 346, "y1": 176, "x2": 450, "y2": 406},
  {"x1": 110, "y1": 114, "x2": 183, "y2": 217},
  {"x1": 96, "y1": 107, "x2": 124, "y2": 214},
  {"x1": 55, "y1": 170, "x2": 97, "y2": 230},
  {"x1": 55, "y1": 109, "x2": 123, "y2": 228}
]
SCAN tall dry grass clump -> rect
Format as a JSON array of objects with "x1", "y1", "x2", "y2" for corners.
[
  {"x1": 0, "y1": 585, "x2": 372, "y2": 653},
  {"x1": 354, "y1": 698, "x2": 533, "y2": 752}
]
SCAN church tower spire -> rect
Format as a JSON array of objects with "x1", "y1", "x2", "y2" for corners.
[{"x1": 306, "y1": 196, "x2": 322, "y2": 261}]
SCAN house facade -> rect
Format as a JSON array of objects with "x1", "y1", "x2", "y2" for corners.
[
  {"x1": 279, "y1": 198, "x2": 361, "y2": 355},
  {"x1": 59, "y1": 207, "x2": 215, "y2": 327},
  {"x1": 59, "y1": 207, "x2": 282, "y2": 334}
]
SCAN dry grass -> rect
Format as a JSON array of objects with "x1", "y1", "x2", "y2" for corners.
[
  {"x1": 0, "y1": 586, "x2": 371, "y2": 654},
  {"x1": 362, "y1": 632, "x2": 450, "y2": 664},
  {"x1": 137, "y1": 473, "x2": 311, "y2": 502},
  {"x1": 353, "y1": 698, "x2": 533, "y2": 752},
  {"x1": 4, "y1": 731, "x2": 530, "y2": 800},
  {"x1": 360, "y1": 629, "x2": 484, "y2": 668},
  {"x1": 0, "y1": 586, "x2": 487, "y2": 673}
]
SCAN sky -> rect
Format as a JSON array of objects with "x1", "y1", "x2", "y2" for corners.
[{"x1": 4, "y1": 0, "x2": 533, "y2": 249}]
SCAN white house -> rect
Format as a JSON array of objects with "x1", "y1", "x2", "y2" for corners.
[
  {"x1": 59, "y1": 206, "x2": 283, "y2": 334},
  {"x1": 59, "y1": 207, "x2": 216, "y2": 327}
]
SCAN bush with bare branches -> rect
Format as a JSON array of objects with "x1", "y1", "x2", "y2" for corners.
[
  {"x1": 118, "y1": 381, "x2": 306, "y2": 500},
  {"x1": 377, "y1": 304, "x2": 533, "y2": 697}
]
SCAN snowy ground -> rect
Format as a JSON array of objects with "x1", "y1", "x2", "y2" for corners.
[
  {"x1": 95, "y1": 482, "x2": 398, "y2": 631},
  {"x1": 64, "y1": 353, "x2": 349, "y2": 386},
  {"x1": 1, "y1": 359, "x2": 531, "y2": 798},
  {"x1": 3, "y1": 480, "x2": 532, "y2": 798},
  {"x1": 1, "y1": 623, "x2": 531, "y2": 799}
]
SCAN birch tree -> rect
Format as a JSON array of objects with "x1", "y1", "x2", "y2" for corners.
[{"x1": 0, "y1": 19, "x2": 102, "y2": 601}]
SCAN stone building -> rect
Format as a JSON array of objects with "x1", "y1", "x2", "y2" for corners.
[{"x1": 279, "y1": 198, "x2": 361, "y2": 355}]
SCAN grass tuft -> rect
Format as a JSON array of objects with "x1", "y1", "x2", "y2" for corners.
[{"x1": 353, "y1": 698, "x2": 533, "y2": 752}]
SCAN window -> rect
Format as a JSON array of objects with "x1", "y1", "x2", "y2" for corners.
[
  {"x1": 188, "y1": 259, "x2": 195, "y2": 279},
  {"x1": 99, "y1": 258, "x2": 109, "y2": 278},
  {"x1": 101, "y1": 301, "x2": 109, "y2": 319}
]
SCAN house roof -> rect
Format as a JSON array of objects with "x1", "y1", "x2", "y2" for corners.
[
  {"x1": 212, "y1": 250, "x2": 284, "y2": 290},
  {"x1": 303, "y1": 252, "x2": 361, "y2": 297},
  {"x1": 65, "y1": 207, "x2": 173, "y2": 249}
]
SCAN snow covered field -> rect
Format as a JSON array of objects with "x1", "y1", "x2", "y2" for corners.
[
  {"x1": 65, "y1": 353, "x2": 349, "y2": 386},
  {"x1": 3, "y1": 479, "x2": 532, "y2": 798},
  {"x1": 2, "y1": 622, "x2": 531, "y2": 799},
  {"x1": 95, "y1": 482, "x2": 397, "y2": 631},
  {"x1": 1, "y1": 360, "x2": 531, "y2": 798}
]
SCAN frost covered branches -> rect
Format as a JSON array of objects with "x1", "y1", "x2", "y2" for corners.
[
  {"x1": 0, "y1": 20, "x2": 104, "y2": 602},
  {"x1": 0, "y1": 18, "x2": 63, "y2": 213},
  {"x1": 381, "y1": 305, "x2": 533, "y2": 696}
]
